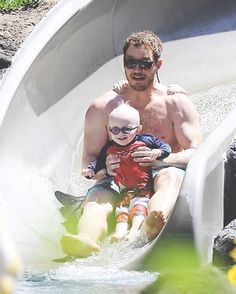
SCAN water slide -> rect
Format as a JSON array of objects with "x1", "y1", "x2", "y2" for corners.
[{"x1": 0, "y1": 0, "x2": 236, "y2": 271}]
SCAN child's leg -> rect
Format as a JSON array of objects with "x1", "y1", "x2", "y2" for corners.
[
  {"x1": 125, "y1": 214, "x2": 145, "y2": 241},
  {"x1": 110, "y1": 211, "x2": 129, "y2": 243},
  {"x1": 110, "y1": 220, "x2": 129, "y2": 243},
  {"x1": 125, "y1": 197, "x2": 148, "y2": 241}
]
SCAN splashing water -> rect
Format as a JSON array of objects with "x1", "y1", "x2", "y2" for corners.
[{"x1": 18, "y1": 262, "x2": 157, "y2": 294}]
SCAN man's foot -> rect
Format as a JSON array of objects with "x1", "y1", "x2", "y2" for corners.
[
  {"x1": 55, "y1": 191, "x2": 85, "y2": 207},
  {"x1": 60, "y1": 233, "x2": 101, "y2": 258},
  {"x1": 140, "y1": 211, "x2": 166, "y2": 240}
]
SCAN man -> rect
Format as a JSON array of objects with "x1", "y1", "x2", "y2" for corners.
[{"x1": 61, "y1": 30, "x2": 203, "y2": 257}]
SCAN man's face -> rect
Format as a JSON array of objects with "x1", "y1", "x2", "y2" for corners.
[{"x1": 124, "y1": 44, "x2": 160, "y2": 91}]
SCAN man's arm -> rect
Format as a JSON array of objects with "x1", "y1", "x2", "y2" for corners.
[
  {"x1": 82, "y1": 99, "x2": 109, "y2": 170},
  {"x1": 133, "y1": 94, "x2": 202, "y2": 169},
  {"x1": 163, "y1": 93, "x2": 203, "y2": 166}
]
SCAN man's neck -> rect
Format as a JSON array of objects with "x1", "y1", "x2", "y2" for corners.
[{"x1": 125, "y1": 80, "x2": 159, "y2": 109}]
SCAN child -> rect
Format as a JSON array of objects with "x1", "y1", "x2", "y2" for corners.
[{"x1": 82, "y1": 103, "x2": 171, "y2": 242}]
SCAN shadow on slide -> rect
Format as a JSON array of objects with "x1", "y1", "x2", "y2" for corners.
[{"x1": 0, "y1": 0, "x2": 236, "y2": 270}]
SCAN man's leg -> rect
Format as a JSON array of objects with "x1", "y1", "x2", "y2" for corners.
[
  {"x1": 61, "y1": 188, "x2": 115, "y2": 257},
  {"x1": 141, "y1": 167, "x2": 184, "y2": 240}
]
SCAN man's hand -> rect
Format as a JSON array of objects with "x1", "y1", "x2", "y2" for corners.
[
  {"x1": 106, "y1": 154, "x2": 121, "y2": 176},
  {"x1": 131, "y1": 146, "x2": 162, "y2": 165}
]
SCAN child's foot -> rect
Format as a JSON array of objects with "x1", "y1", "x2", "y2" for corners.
[
  {"x1": 140, "y1": 211, "x2": 166, "y2": 240},
  {"x1": 61, "y1": 233, "x2": 100, "y2": 257},
  {"x1": 109, "y1": 232, "x2": 126, "y2": 243},
  {"x1": 110, "y1": 221, "x2": 128, "y2": 243},
  {"x1": 124, "y1": 229, "x2": 140, "y2": 241}
]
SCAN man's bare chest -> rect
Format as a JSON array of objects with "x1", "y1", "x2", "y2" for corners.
[{"x1": 139, "y1": 107, "x2": 173, "y2": 141}]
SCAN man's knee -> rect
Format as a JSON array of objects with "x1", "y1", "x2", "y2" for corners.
[
  {"x1": 86, "y1": 188, "x2": 115, "y2": 203},
  {"x1": 154, "y1": 167, "x2": 184, "y2": 189},
  {"x1": 83, "y1": 200, "x2": 113, "y2": 216}
]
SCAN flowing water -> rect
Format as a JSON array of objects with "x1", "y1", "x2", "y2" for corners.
[
  {"x1": 17, "y1": 267, "x2": 157, "y2": 293},
  {"x1": 14, "y1": 80, "x2": 236, "y2": 293}
]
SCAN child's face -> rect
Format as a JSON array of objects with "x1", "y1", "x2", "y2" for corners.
[{"x1": 109, "y1": 116, "x2": 140, "y2": 146}]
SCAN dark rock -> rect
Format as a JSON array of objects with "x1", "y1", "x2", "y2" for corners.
[
  {"x1": 213, "y1": 219, "x2": 236, "y2": 266},
  {"x1": 0, "y1": 0, "x2": 58, "y2": 80},
  {"x1": 224, "y1": 139, "x2": 236, "y2": 226},
  {"x1": 213, "y1": 140, "x2": 236, "y2": 267},
  {"x1": 0, "y1": 52, "x2": 11, "y2": 70}
]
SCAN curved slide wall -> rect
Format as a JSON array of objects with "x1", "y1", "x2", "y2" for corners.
[{"x1": 0, "y1": 0, "x2": 236, "y2": 270}]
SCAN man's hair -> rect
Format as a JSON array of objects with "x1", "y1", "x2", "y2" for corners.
[{"x1": 123, "y1": 30, "x2": 163, "y2": 61}]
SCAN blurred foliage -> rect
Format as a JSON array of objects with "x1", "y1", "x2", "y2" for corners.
[
  {"x1": 141, "y1": 236, "x2": 235, "y2": 293},
  {"x1": 228, "y1": 265, "x2": 236, "y2": 287},
  {"x1": 0, "y1": 0, "x2": 38, "y2": 12},
  {"x1": 227, "y1": 239, "x2": 236, "y2": 287},
  {"x1": 142, "y1": 265, "x2": 236, "y2": 294},
  {"x1": 140, "y1": 235, "x2": 200, "y2": 272},
  {"x1": 229, "y1": 240, "x2": 236, "y2": 261}
]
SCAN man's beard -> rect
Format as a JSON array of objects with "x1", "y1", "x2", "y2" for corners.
[{"x1": 127, "y1": 74, "x2": 154, "y2": 92}]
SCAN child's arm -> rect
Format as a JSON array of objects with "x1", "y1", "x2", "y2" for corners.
[
  {"x1": 150, "y1": 144, "x2": 171, "y2": 160},
  {"x1": 167, "y1": 84, "x2": 188, "y2": 95},
  {"x1": 112, "y1": 80, "x2": 128, "y2": 94},
  {"x1": 81, "y1": 159, "x2": 97, "y2": 179},
  {"x1": 139, "y1": 134, "x2": 171, "y2": 161}
]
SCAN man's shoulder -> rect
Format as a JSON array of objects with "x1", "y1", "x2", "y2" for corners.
[
  {"x1": 153, "y1": 83, "x2": 169, "y2": 95},
  {"x1": 91, "y1": 90, "x2": 124, "y2": 110},
  {"x1": 153, "y1": 83, "x2": 188, "y2": 101},
  {"x1": 91, "y1": 90, "x2": 114, "y2": 105}
]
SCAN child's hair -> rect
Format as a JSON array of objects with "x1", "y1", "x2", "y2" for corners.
[{"x1": 109, "y1": 102, "x2": 140, "y2": 125}]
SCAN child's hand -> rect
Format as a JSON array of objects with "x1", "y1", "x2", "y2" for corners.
[
  {"x1": 167, "y1": 84, "x2": 188, "y2": 95},
  {"x1": 150, "y1": 149, "x2": 162, "y2": 160},
  {"x1": 81, "y1": 168, "x2": 95, "y2": 179},
  {"x1": 113, "y1": 80, "x2": 128, "y2": 94}
]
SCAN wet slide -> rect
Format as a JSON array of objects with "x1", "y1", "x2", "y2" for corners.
[{"x1": 0, "y1": 0, "x2": 236, "y2": 271}]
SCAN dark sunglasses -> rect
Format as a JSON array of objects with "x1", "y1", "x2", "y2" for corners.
[
  {"x1": 109, "y1": 126, "x2": 139, "y2": 135},
  {"x1": 124, "y1": 58, "x2": 154, "y2": 70}
]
